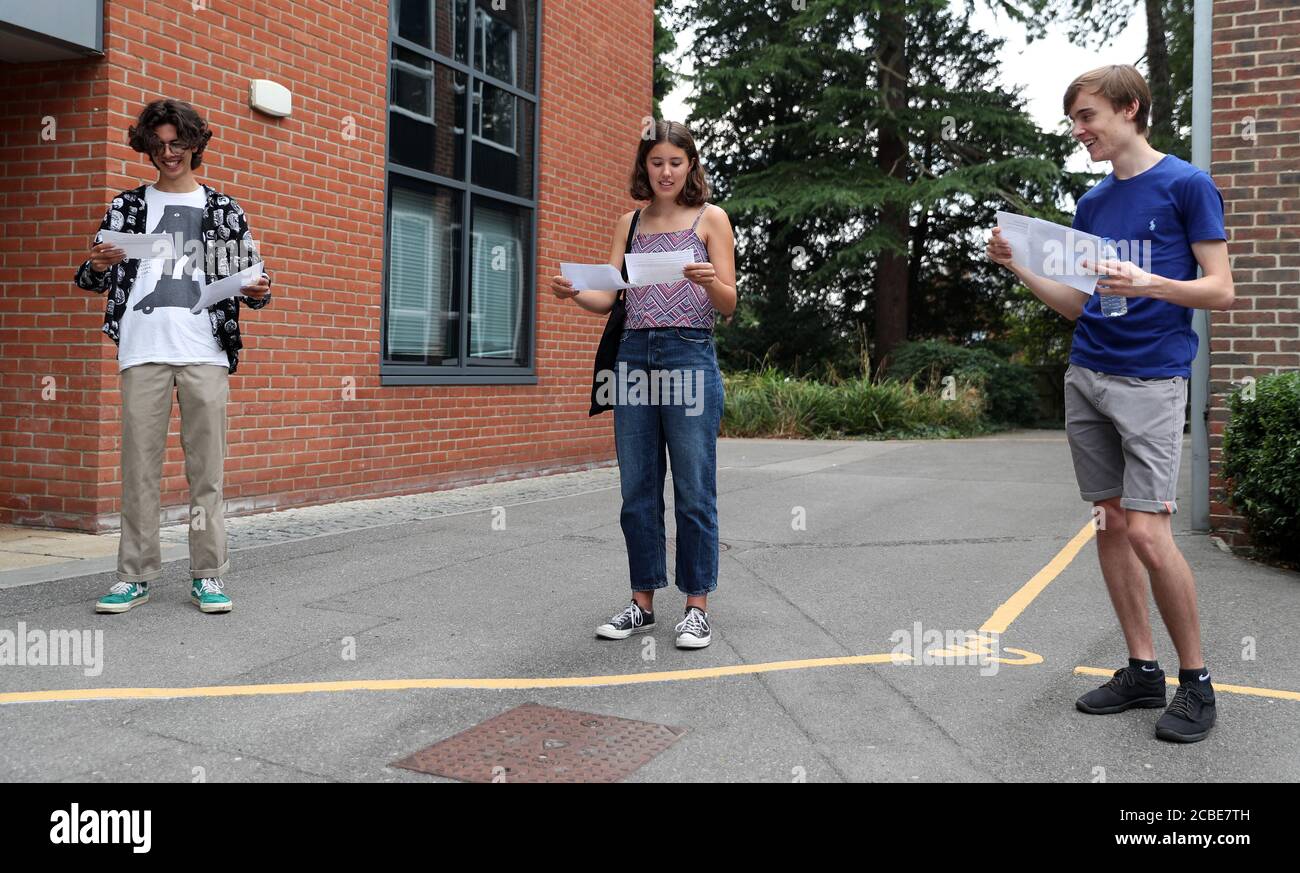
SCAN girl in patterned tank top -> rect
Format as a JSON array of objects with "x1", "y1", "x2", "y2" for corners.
[{"x1": 551, "y1": 120, "x2": 736, "y2": 649}]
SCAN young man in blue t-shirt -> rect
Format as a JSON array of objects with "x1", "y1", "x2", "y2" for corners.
[{"x1": 987, "y1": 65, "x2": 1234, "y2": 743}]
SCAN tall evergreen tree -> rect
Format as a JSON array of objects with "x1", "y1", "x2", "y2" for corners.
[
  {"x1": 653, "y1": 6, "x2": 678, "y2": 121},
  {"x1": 683, "y1": 0, "x2": 1089, "y2": 374},
  {"x1": 1045, "y1": 0, "x2": 1194, "y2": 158}
]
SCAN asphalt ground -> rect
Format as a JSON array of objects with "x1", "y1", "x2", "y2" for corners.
[{"x1": 1, "y1": 432, "x2": 1295, "y2": 782}]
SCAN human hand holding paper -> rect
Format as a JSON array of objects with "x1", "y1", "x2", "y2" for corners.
[
  {"x1": 624, "y1": 250, "x2": 695, "y2": 286},
  {"x1": 98, "y1": 230, "x2": 176, "y2": 261},
  {"x1": 190, "y1": 262, "x2": 266, "y2": 313},
  {"x1": 560, "y1": 263, "x2": 629, "y2": 292},
  {"x1": 995, "y1": 210, "x2": 1108, "y2": 296},
  {"x1": 240, "y1": 273, "x2": 271, "y2": 300}
]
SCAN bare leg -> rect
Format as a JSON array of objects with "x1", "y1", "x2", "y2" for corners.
[
  {"x1": 1092, "y1": 497, "x2": 1157, "y2": 662},
  {"x1": 1124, "y1": 509, "x2": 1204, "y2": 670}
]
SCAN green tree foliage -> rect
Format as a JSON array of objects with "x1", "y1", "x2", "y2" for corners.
[
  {"x1": 1046, "y1": 0, "x2": 1194, "y2": 159},
  {"x1": 679, "y1": 0, "x2": 1090, "y2": 375},
  {"x1": 653, "y1": 6, "x2": 678, "y2": 121}
]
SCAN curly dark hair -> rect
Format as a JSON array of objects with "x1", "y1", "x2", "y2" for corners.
[
  {"x1": 128, "y1": 99, "x2": 213, "y2": 169},
  {"x1": 629, "y1": 120, "x2": 710, "y2": 207}
]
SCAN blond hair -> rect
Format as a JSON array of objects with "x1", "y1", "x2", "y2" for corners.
[{"x1": 1063, "y1": 65, "x2": 1151, "y2": 135}]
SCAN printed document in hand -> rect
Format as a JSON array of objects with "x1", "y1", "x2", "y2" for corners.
[
  {"x1": 560, "y1": 263, "x2": 630, "y2": 291},
  {"x1": 190, "y1": 262, "x2": 265, "y2": 313},
  {"x1": 98, "y1": 230, "x2": 176, "y2": 261},
  {"x1": 624, "y1": 250, "x2": 695, "y2": 286},
  {"x1": 995, "y1": 211, "x2": 1111, "y2": 296}
]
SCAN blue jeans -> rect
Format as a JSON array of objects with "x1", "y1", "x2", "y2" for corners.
[{"x1": 613, "y1": 327, "x2": 724, "y2": 597}]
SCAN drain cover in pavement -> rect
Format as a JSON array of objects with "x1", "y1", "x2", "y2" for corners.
[{"x1": 392, "y1": 703, "x2": 687, "y2": 783}]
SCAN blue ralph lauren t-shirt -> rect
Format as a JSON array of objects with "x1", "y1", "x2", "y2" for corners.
[{"x1": 1070, "y1": 154, "x2": 1226, "y2": 378}]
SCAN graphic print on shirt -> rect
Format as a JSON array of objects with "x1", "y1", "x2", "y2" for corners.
[{"x1": 133, "y1": 204, "x2": 203, "y2": 314}]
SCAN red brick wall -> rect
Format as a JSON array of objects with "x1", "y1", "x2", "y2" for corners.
[
  {"x1": 0, "y1": 58, "x2": 116, "y2": 529},
  {"x1": 1208, "y1": 0, "x2": 1300, "y2": 543},
  {"x1": 0, "y1": 0, "x2": 654, "y2": 531}
]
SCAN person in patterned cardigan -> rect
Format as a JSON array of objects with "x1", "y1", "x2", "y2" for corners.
[{"x1": 74, "y1": 99, "x2": 272, "y2": 616}]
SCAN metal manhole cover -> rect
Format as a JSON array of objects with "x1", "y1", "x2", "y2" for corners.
[{"x1": 392, "y1": 703, "x2": 687, "y2": 783}]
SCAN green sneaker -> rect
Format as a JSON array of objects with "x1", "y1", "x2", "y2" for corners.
[
  {"x1": 191, "y1": 577, "x2": 232, "y2": 614},
  {"x1": 95, "y1": 581, "x2": 149, "y2": 614}
]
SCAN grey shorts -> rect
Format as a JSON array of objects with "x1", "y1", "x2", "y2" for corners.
[{"x1": 1063, "y1": 364, "x2": 1187, "y2": 514}]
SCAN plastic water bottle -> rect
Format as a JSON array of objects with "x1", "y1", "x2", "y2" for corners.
[
  {"x1": 1100, "y1": 294, "x2": 1128, "y2": 318},
  {"x1": 1097, "y1": 237, "x2": 1127, "y2": 317}
]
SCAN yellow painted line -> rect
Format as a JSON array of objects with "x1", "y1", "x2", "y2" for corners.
[
  {"x1": 1075, "y1": 666, "x2": 1300, "y2": 703},
  {"x1": 0, "y1": 652, "x2": 908, "y2": 706},
  {"x1": 996, "y1": 647, "x2": 1043, "y2": 666},
  {"x1": 979, "y1": 520, "x2": 1096, "y2": 635}
]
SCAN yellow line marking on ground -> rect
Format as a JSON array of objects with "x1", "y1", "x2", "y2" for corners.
[
  {"x1": 0, "y1": 520, "x2": 1129, "y2": 706},
  {"x1": 0, "y1": 652, "x2": 908, "y2": 706},
  {"x1": 1074, "y1": 666, "x2": 1300, "y2": 702},
  {"x1": 980, "y1": 520, "x2": 1096, "y2": 635}
]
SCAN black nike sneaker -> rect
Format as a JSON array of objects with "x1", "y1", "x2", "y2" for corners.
[
  {"x1": 1076, "y1": 665, "x2": 1168, "y2": 714},
  {"x1": 1155, "y1": 680, "x2": 1216, "y2": 743}
]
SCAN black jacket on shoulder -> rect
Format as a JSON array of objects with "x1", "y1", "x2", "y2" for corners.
[{"x1": 74, "y1": 184, "x2": 272, "y2": 374}]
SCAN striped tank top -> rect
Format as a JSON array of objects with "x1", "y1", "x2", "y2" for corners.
[{"x1": 625, "y1": 204, "x2": 716, "y2": 329}]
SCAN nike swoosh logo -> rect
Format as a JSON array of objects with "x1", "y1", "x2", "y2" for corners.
[
  {"x1": 1199, "y1": 673, "x2": 1209, "y2": 681},
  {"x1": 1141, "y1": 666, "x2": 1157, "y2": 672}
]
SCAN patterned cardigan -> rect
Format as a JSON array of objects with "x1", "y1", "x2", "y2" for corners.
[{"x1": 74, "y1": 184, "x2": 272, "y2": 374}]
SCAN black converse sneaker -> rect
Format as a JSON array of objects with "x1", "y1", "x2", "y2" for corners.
[
  {"x1": 1076, "y1": 665, "x2": 1168, "y2": 714},
  {"x1": 1155, "y1": 678, "x2": 1217, "y2": 743},
  {"x1": 674, "y1": 606, "x2": 711, "y2": 649},
  {"x1": 596, "y1": 600, "x2": 654, "y2": 640}
]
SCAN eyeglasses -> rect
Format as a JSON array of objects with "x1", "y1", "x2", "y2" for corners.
[{"x1": 153, "y1": 140, "x2": 192, "y2": 155}]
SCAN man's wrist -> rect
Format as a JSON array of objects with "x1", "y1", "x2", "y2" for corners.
[{"x1": 1145, "y1": 272, "x2": 1172, "y2": 300}]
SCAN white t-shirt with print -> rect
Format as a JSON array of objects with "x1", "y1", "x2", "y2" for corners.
[{"x1": 116, "y1": 185, "x2": 229, "y2": 372}]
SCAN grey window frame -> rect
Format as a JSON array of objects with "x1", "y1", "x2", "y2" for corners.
[{"x1": 381, "y1": 0, "x2": 541, "y2": 386}]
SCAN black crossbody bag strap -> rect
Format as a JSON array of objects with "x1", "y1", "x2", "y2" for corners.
[
  {"x1": 620, "y1": 208, "x2": 641, "y2": 284},
  {"x1": 588, "y1": 209, "x2": 641, "y2": 417}
]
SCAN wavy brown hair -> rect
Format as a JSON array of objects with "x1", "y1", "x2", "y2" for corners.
[
  {"x1": 629, "y1": 120, "x2": 710, "y2": 207},
  {"x1": 128, "y1": 99, "x2": 214, "y2": 169}
]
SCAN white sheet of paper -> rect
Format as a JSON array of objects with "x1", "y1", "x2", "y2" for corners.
[
  {"x1": 99, "y1": 230, "x2": 176, "y2": 261},
  {"x1": 996, "y1": 210, "x2": 1108, "y2": 296},
  {"x1": 560, "y1": 262, "x2": 629, "y2": 291},
  {"x1": 624, "y1": 250, "x2": 696, "y2": 286},
  {"x1": 190, "y1": 262, "x2": 265, "y2": 314}
]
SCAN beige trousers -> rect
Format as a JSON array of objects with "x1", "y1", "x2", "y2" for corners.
[{"x1": 117, "y1": 363, "x2": 230, "y2": 584}]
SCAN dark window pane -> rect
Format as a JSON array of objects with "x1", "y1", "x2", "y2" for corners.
[
  {"x1": 389, "y1": 48, "x2": 466, "y2": 179},
  {"x1": 468, "y1": 199, "x2": 529, "y2": 365},
  {"x1": 451, "y1": 0, "x2": 469, "y2": 63},
  {"x1": 386, "y1": 182, "x2": 463, "y2": 366},
  {"x1": 396, "y1": 0, "x2": 467, "y2": 62},
  {"x1": 473, "y1": 0, "x2": 535, "y2": 93},
  {"x1": 471, "y1": 86, "x2": 533, "y2": 197},
  {"x1": 392, "y1": 47, "x2": 432, "y2": 118},
  {"x1": 395, "y1": 0, "x2": 431, "y2": 48}
]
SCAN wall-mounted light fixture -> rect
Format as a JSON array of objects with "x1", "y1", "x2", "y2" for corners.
[{"x1": 249, "y1": 79, "x2": 292, "y2": 118}]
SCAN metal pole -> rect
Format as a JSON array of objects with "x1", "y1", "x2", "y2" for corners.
[{"x1": 1190, "y1": 0, "x2": 1213, "y2": 531}]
